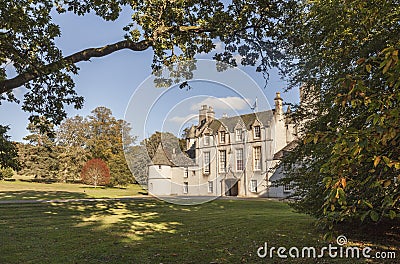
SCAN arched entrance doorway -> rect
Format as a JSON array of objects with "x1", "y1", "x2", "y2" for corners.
[{"x1": 225, "y1": 179, "x2": 239, "y2": 196}]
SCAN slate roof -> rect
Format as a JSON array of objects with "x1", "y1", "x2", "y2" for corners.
[
  {"x1": 151, "y1": 144, "x2": 196, "y2": 167},
  {"x1": 151, "y1": 144, "x2": 175, "y2": 166},
  {"x1": 220, "y1": 110, "x2": 273, "y2": 132},
  {"x1": 186, "y1": 125, "x2": 196, "y2": 138},
  {"x1": 273, "y1": 140, "x2": 299, "y2": 160},
  {"x1": 193, "y1": 110, "x2": 274, "y2": 136}
]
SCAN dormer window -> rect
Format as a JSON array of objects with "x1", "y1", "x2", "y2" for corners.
[
  {"x1": 220, "y1": 131, "x2": 226, "y2": 144},
  {"x1": 254, "y1": 125, "x2": 261, "y2": 139}
]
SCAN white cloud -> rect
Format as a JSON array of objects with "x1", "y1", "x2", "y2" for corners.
[
  {"x1": 169, "y1": 114, "x2": 198, "y2": 124},
  {"x1": 233, "y1": 54, "x2": 243, "y2": 65},
  {"x1": 214, "y1": 41, "x2": 224, "y2": 52},
  {"x1": 191, "y1": 97, "x2": 250, "y2": 111}
]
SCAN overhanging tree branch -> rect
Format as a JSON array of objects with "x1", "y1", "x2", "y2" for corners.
[{"x1": 0, "y1": 39, "x2": 152, "y2": 93}]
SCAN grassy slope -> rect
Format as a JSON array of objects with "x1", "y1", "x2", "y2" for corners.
[
  {"x1": 0, "y1": 180, "x2": 146, "y2": 200},
  {"x1": 0, "y1": 199, "x2": 397, "y2": 264}
]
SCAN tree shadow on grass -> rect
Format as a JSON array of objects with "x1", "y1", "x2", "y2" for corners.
[
  {"x1": 0, "y1": 190, "x2": 89, "y2": 201},
  {"x1": 335, "y1": 219, "x2": 400, "y2": 251},
  {"x1": 0, "y1": 199, "x2": 398, "y2": 264}
]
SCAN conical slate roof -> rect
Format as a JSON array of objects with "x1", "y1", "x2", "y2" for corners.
[{"x1": 151, "y1": 144, "x2": 174, "y2": 166}]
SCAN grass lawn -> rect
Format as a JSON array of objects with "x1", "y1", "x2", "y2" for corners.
[
  {"x1": 0, "y1": 198, "x2": 398, "y2": 264},
  {"x1": 0, "y1": 180, "x2": 146, "y2": 200}
]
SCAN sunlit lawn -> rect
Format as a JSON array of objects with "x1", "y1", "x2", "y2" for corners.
[
  {"x1": 0, "y1": 180, "x2": 146, "y2": 201},
  {"x1": 0, "y1": 197, "x2": 397, "y2": 263}
]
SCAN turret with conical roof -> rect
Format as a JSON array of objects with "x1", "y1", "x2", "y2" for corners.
[{"x1": 151, "y1": 144, "x2": 174, "y2": 166}]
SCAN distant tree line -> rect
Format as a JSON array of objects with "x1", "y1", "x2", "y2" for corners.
[
  {"x1": 16, "y1": 107, "x2": 136, "y2": 186},
  {"x1": 7, "y1": 106, "x2": 186, "y2": 187}
]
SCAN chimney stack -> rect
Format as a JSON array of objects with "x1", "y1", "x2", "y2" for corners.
[
  {"x1": 274, "y1": 92, "x2": 283, "y2": 115},
  {"x1": 207, "y1": 106, "x2": 215, "y2": 121},
  {"x1": 199, "y1": 105, "x2": 208, "y2": 124}
]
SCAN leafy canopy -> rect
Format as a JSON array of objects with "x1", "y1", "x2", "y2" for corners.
[
  {"x1": 1, "y1": 0, "x2": 289, "y2": 129},
  {"x1": 279, "y1": 0, "x2": 400, "y2": 233}
]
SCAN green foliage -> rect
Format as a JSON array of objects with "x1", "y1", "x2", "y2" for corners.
[
  {"x1": 85, "y1": 107, "x2": 136, "y2": 186},
  {"x1": 17, "y1": 143, "x2": 60, "y2": 181},
  {"x1": 0, "y1": 167, "x2": 14, "y2": 180},
  {"x1": 108, "y1": 153, "x2": 135, "y2": 186},
  {"x1": 0, "y1": 0, "x2": 83, "y2": 125},
  {"x1": 124, "y1": 145, "x2": 151, "y2": 186},
  {"x1": 1, "y1": 0, "x2": 290, "y2": 128},
  {"x1": 18, "y1": 121, "x2": 60, "y2": 180},
  {"x1": 142, "y1": 131, "x2": 182, "y2": 160},
  {"x1": 57, "y1": 145, "x2": 88, "y2": 183},
  {"x1": 0, "y1": 125, "x2": 19, "y2": 170},
  {"x1": 280, "y1": 0, "x2": 400, "y2": 233},
  {"x1": 16, "y1": 107, "x2": 136, "y2": 185},
  {"x1": 57, "y1": 107, "x2": 136, "y2": 186}
]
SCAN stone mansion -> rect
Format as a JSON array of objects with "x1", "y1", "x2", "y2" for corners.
[{"x1": 148, "y1": 92, "x2": 297, "y2": 198}]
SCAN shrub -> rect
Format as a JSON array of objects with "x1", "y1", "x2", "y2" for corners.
[
  {"x1": 80, "y1": 158, "x2": 110, "y2": 187},
  {"x1": 0, "y1": 167, "x2": 14, "y2": 180}
]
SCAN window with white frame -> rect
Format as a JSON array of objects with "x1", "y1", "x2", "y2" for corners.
[
  {"x1": 208, "y1": 181, "x2": 213, "y2": 193},
  {"x1": 220, "y1": 131, "x2": 225, "y2": 143},
  {"x1": 254, "y1": 125, "x2": 261, "y2": 139},
  {"x1": 236, "y1": 128, "x2": 243, "y2": 142},
  {"x1": 283, "y1": 183, "x2": 292, "y2": 192},
  {"x1": 236, "y1": 148, "x2": 244, "y2": 171},
  {"x1": 184, "y1": 168, "x2": 188, "y2": 178},
  {"x1": 183, "y1": 182, "x2": 188, "y2": 194},
  {"x1": 250, "y1": 180, "x2": 257, "y2": 192},
  {"x1": 253, "y1": 146, "x2": 261, "y2": 170},
  {"x1": 204, "y1": 134, "x2": 210, "y2": 146},
  {"x1": 204, "y1": 151, "x2": 211, "y2": 174},
  {"x1": 219, "y1": 150, "x2": 226, "y2": 172}
]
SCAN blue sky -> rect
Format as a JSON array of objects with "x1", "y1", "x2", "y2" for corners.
[{"x1": 1, "y1": 7, "x2": 299, "y2": 142}]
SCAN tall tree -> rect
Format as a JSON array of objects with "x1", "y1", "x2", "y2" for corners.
[
  {"x1": 0, "y1": 125, "x2": 19, "y2": 170},
  {"x1": 86, "y1": 107, "x2": 120, "y2": 160},
  {"x1": 56, "y1": 115, "x2": 88, "y2": 147},
  {"x1": 19, "y1": 121, "x2": 60, "y2": 180},
  {"x1": 52, "y1": 115, "x2": 89, "y2": 182},
  {"x1": 57, "y1": 145, "x2": 88, "y2": 183},
  {"x1": 55, "y1": 107, "x2": 136, "y2": 185},
  {"x1": 279, "y1": 0, "x2": 400, "y2": 232}
]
